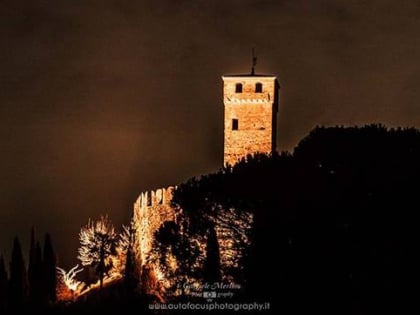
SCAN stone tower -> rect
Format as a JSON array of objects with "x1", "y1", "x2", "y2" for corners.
[{"x1": 223, "y1": 73, "x2": 279, "y2": 166}]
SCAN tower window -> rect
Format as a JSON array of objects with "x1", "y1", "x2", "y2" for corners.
[
  {"x1": 232, "y1": 119, "x2": 239, "y2": 130},
  {"x1": 235, "y1": 83, "x2": 243, "y2": 93},
  {"x1": 255, "y1": 82, "x2": 263, "y2": 93}
]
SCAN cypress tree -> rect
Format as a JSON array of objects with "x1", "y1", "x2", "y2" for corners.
[
  {"x1": 34, "y1": 242, "x2": 44, "y2": 305},
  {"x1": 203, "y1": 225, "x2": 221, "y2": 284},
  {"x1": 9, "y1": 237, "x2": 28, "y2": 307},
  {"x1": 28, "y1": 227, "x2": 36, "y2": 292},
  {"x1": 43, "y1": 234, "x2": 56, "y2": 303},
  {"x1": 124, "y1": 224, "x2": 138, "y2": 291},
  {"x1": 0, "y1": 255, "x2": 8, "y2": 311},
  {"x1": 28, "y1": 227, "x2": 39, "y2": 304}
]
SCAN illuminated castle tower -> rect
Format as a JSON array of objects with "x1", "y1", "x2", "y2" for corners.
[
  {"x1": 131, "y1": 61, "x2": 279, "y2": 292},
  {"x1": 222, "y1": 60, "x2": 279, "y2": 166}
]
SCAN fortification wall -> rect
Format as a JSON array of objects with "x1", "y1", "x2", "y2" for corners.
[
  {"x1": 133, "y1": 187, "x2": 177, "y2": 268},
  {"x1": 132, "y1": 186, "x2": 253, "y2": 294}
]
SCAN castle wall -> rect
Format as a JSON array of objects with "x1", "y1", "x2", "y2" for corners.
[
  {"x1": 132, "y1": 189, "x2": 253, "y2": 292},
  {"x1": 133, "y1": 187, "x2": 176, "y2": 268}
]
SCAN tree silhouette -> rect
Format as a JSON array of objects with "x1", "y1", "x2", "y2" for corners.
[
  {"x1": 0, "y1": 255, "x2": 8, "y2": 311},
  {"x1": 117, "y1": 221, "x2": 135, "y2": 277},
  {"x1": 123, "y1": 221, "x2": 138, "y2": 291},
  {"x1": 202, "y1": 224, "x2": 221, "y2": 284},
  {"x1": 153, "y1": 220, "x2": 202, "y2": 295},
  {"x1": 78, "y1": 215, "x2": 119, "y2": 289},
  {"x1": 31, "y1": 242, "x2": 44, "y2": 305},
  {"x1": 9, "y1": 237, "x2": 28, "y2": 307},
  {"x1": 28, "y1": 226, "x2": 36, "y2": 302},
  {"x1": 170, "y1": 125, "x2": 420, "y2": 313},
  {"x1": 43, "y1": 233, "x2": 56, "y2": 303}
]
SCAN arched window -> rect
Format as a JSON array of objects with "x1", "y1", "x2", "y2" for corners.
[
  {"x1": 255, "y1": 82, "x2": 263, "y2": 93},
  {"x1": 235, "y1": 83, "x2": 243, "y2": 93}
]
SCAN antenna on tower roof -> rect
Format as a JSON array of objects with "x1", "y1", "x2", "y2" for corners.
[{"x1": 251, "y1": 48, "x2": 257, "y2": 75}]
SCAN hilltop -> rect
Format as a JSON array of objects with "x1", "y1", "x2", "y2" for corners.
[
  {"x1": 2, "y1": 125, "x2": 417, "y2": 314},
  {"x1": 171, "y1": 124, "x2": 417, "y2": 314}
]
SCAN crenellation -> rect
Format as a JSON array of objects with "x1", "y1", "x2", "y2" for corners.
[
  {"x1": 133, "y1": 187, "x2": 176, "y2": 269},
  {"x1": 135, "y1": 187, "x2": 174, "y2": 211}
]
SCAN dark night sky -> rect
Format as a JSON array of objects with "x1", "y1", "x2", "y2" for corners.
[{"x1": 2, "y1": 0, "x2": 420, "y2": 267}]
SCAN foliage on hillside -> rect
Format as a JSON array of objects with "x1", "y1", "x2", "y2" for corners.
[{"x1": 168, "y1": 125, "x2": 418, "y2": 313}]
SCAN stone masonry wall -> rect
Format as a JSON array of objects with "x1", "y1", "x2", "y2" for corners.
[{"x1": 133, "y1": 187, "x2": 176, "y2": 268}]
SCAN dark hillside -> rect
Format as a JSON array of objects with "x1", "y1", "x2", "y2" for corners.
[{"x1": 173, "y1": 125, "x2": 418, "y2": 314}]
